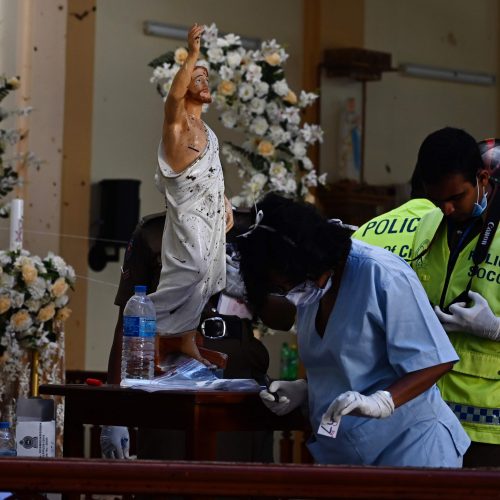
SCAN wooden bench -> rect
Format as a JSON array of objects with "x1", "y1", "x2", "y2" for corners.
[{"x1": 0, "y1": 458, "x2": 499, "y2": 498}]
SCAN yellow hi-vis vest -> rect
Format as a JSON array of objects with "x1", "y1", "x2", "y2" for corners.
[
  {"x1": 412, "y1": 207, "x2": 500, "y2": 444},
  {"x1": 353, "y1": 199, "x2": 435, "y2": 261}
]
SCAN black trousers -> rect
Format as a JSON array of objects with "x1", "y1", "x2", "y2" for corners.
[{"x1": 463, "y1": 441, "x2": 500, "y2": 467}]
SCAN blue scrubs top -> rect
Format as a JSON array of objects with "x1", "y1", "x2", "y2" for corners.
[{"x1": 298, "y1": 240, "x2": 470, "y2": 467}]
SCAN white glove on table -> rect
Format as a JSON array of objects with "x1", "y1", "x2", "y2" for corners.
[
  {"x1": 224, "y1": 253, "x2": 247, "y2": 299},
  {"x1": 100, "y1": 425, "x2": 130, "y2": 459},
  {"x1": 259, "y1": 379, "x2": 308, "y2": 416},
  {"x1": 324, "y1": 390, "x2": 395, "y2": 422},
  {"x1": 434, "y1": 291, "x2": 500, "y2": 341}
]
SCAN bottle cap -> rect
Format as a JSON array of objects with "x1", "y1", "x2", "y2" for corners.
[
  {"x1": 134, "y1": 285, "x2": 147, "y2": 294},
  {"x1": 0, "y1": 422, "x2": 10, "y2": 429}
]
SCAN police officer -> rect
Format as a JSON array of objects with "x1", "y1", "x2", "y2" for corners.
[
  {"x1": 411, "y1": 128, "x2": 500, "y2": 467},
  {"x1": 353, "y1": 167, "x2": 434, "y2": 260},
  {"x1": 102, "y1": 209, "x2": 273, "y2": 462}
]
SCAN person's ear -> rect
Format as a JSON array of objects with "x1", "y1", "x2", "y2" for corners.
[
  {"x1": 478, "y1": 169, "x2": 490, "y2": 188},
  {"x1": 316, "y1": 270, "x2": 332, "y2": 289}
]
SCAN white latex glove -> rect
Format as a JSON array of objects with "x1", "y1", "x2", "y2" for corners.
[
  {"x1": 324, "y1": 390, "x2": 395, "y2": 423},
  {"x1": 224, "y1": 253, "x2": 246, "y2": 299},
  {"x1": 259, "y1": 379, "x2": 308, "y2": 416},
  {"x1": 434, "y1": 291, "x2": 500, "y2": 341},
  {"x1": 100, "y1": 425, "x2": 130, "y2": 459}
]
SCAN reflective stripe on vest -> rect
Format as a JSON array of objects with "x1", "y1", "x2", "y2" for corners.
[{"x1": 448, "y1": 402, "x2": 500, "y2": 426}]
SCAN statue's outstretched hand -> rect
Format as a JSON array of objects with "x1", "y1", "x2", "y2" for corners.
[{"x1": 188, "y1": 23, "x2": 204, "y2": 55}]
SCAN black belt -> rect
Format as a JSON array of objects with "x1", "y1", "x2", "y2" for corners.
[{"x1": 199, "y1": 314, "x2": 252, "y2": 340}]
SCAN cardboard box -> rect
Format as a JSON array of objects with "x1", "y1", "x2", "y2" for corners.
[{"x1": 15, "y1": 397, "x2": 55, "y2": 458}]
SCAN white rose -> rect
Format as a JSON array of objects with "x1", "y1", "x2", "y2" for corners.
[
  {"x1": 214, "y1": 94, "x2": 227, "y2": 109},
  {"x1": 283, "y1": 107, "x2": 301, "y2": 125},
  {"x1": 302, "y1": 170, "x2": 318, "y2": 187},
  {"x1": 254, "y1": 81, "x2": 269, "y2": 98},
  {"x1": 249, "y1": 116, "x2": 269, "y2": 136},
  {"x1": 207, "y1": 47, "x2": 224, "y2": 64},
  {"x1": 245, "y1": 63, "x2": 262, "y2": 83},
  {"x1": 266, "y1": 102, "x2": 282, "y2": 123},
  {"x1": 54, "y1": 294, "x2": 69, "y2": 308},
  {"x1": 272, "y1": 79, "x2": 289, "y2": 97},
  {"x1": 216, "y1": 37, "x2": 229, "y2": 48},
  {"x1": 47, "y1": 253, "x2": 68, "y2": 276},
  {"x1": 0, "y1": 252, "x2": 11, "y2": 265},
  {"x1": 66, "y1": 265, "x2": 76, "y2": 284},
  {"x1": 249, "y1": 97, "x2": 266, "y2": 115},
  {"x1": 291, "y1": 141, "x2": 307, "y2": 158},
  {"x1": 285, "y1": 177, "x2": 298, "y2": 194},
  {"x1": 250, "y1": 173, "x2": 268, "y2": 193},
  {"x1": 226, "y1": 51, "x2": 242, "y2": 68},
  {"x1": 301, "y1": 156, "x2": 314, "y2": 171},
  {"x1": 9, "y1": 291, "x2": 24, "y2": 309},
  {"x1": 224, "y1": 33, "x2": 241, "y2": 46},
  {"x1": 25, "y1": 298, "x2": 42, "y2": 313},
  {"x1": 221, "y1": 110, "x2": 238, "y2": 128},
  {"x1": 269, "y1": 161, "x2": 287, "y2": 179},
  {"x1": 238, "y1": 83, "x2": 254, "y2": 102},
  {"x1": 219, "y1": 65, "x2": 234, "y2": 80},
  {"x1": 269, "y1": 125, "x2": 290, "y2": 146},
  {"x1": 28, "y1": 277, "x2": 48, "y2": 301},
  {"x1": 0, "y1": 273, "x2": 14, "y2": 289}
]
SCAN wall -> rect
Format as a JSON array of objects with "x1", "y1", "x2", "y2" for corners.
[
  {"x1": 319, "y1": 0, "x2": 498, "y2": 186},
  {"x1": 364, "y1": 0, "x2": 498, "y2": 185},
  {"x1": 85, "y1": 0, "x2": 303, "y2": 370},
  {"x1": 0, "y1": 0, "x2": 66, "y2": 256}
]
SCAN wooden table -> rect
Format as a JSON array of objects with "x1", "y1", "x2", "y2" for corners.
[{"x1": 39, "y1": 384, "x2": 307, "y2": 460}]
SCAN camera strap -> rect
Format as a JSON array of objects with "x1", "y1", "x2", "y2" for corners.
[{"x1": 464, "y1": 180, "x2": 500, "y2": 293}]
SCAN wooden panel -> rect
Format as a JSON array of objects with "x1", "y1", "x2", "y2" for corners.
[
  {"x1": 60, "y1": 0, "x2": 96, "y2": 369},
  {"x1": 320, "y1": 0, "x2": 364, "y2": 49}
]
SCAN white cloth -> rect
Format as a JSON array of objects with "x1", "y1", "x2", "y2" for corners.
[{"x1": 150, "y1": 123, "x2": 226, "y2": 334}]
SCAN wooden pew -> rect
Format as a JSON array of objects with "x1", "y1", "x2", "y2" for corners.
[{"x1": 0, "y1": 458, "x2": 499, "y2": 498}]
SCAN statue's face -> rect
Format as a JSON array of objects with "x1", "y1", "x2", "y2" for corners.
[{"x1": 187, "y1": 67, "x2": 211, "y2": 104}]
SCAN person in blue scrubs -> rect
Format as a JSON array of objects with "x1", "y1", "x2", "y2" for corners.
[{"x1": 236, "y1": 193, "x2": 470, "y2": 467}]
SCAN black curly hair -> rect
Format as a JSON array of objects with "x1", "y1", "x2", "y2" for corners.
[
  {"x1": 416, "y1": 127, "x2": 483, "y2": 186},
  {"x1": 236, "y1": 193, "x2": 353, "y2": 309}
]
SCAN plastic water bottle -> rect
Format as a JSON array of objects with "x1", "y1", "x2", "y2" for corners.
[
  {"x1": 121, "y1": 285, "x2": 157, "y2": 382},
  {"x1": 0, "y1": 422, "x2": 16, "y2": 457},
  {"x1": 288, "y1": 343, "x2": 299, "y2": 380},
  {"x1": 280, "y1": 342, "x2": 291, "y2": 380}
]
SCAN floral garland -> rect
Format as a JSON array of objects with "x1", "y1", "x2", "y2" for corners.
[{"x1": 149, "y1": 23, "x2": 326, "y2": 206}]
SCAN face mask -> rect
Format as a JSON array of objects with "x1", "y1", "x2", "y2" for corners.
[
  {"x1": 471, "y1": 180, "x2": 488, "y2": 217},
  {"x1": 286, "y1": 276, "x2": 333, "y2": 307}
]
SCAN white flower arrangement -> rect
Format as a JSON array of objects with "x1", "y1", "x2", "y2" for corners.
[
  {"x1": 0, "y1": 76, "x2": 42, "y2": 218},
  {"x1": 0, "y1": 249, "x2": 75, "y2": 354},
  {"x1": 149, "y1": 23, "x2": 326, "y2": 206}
]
